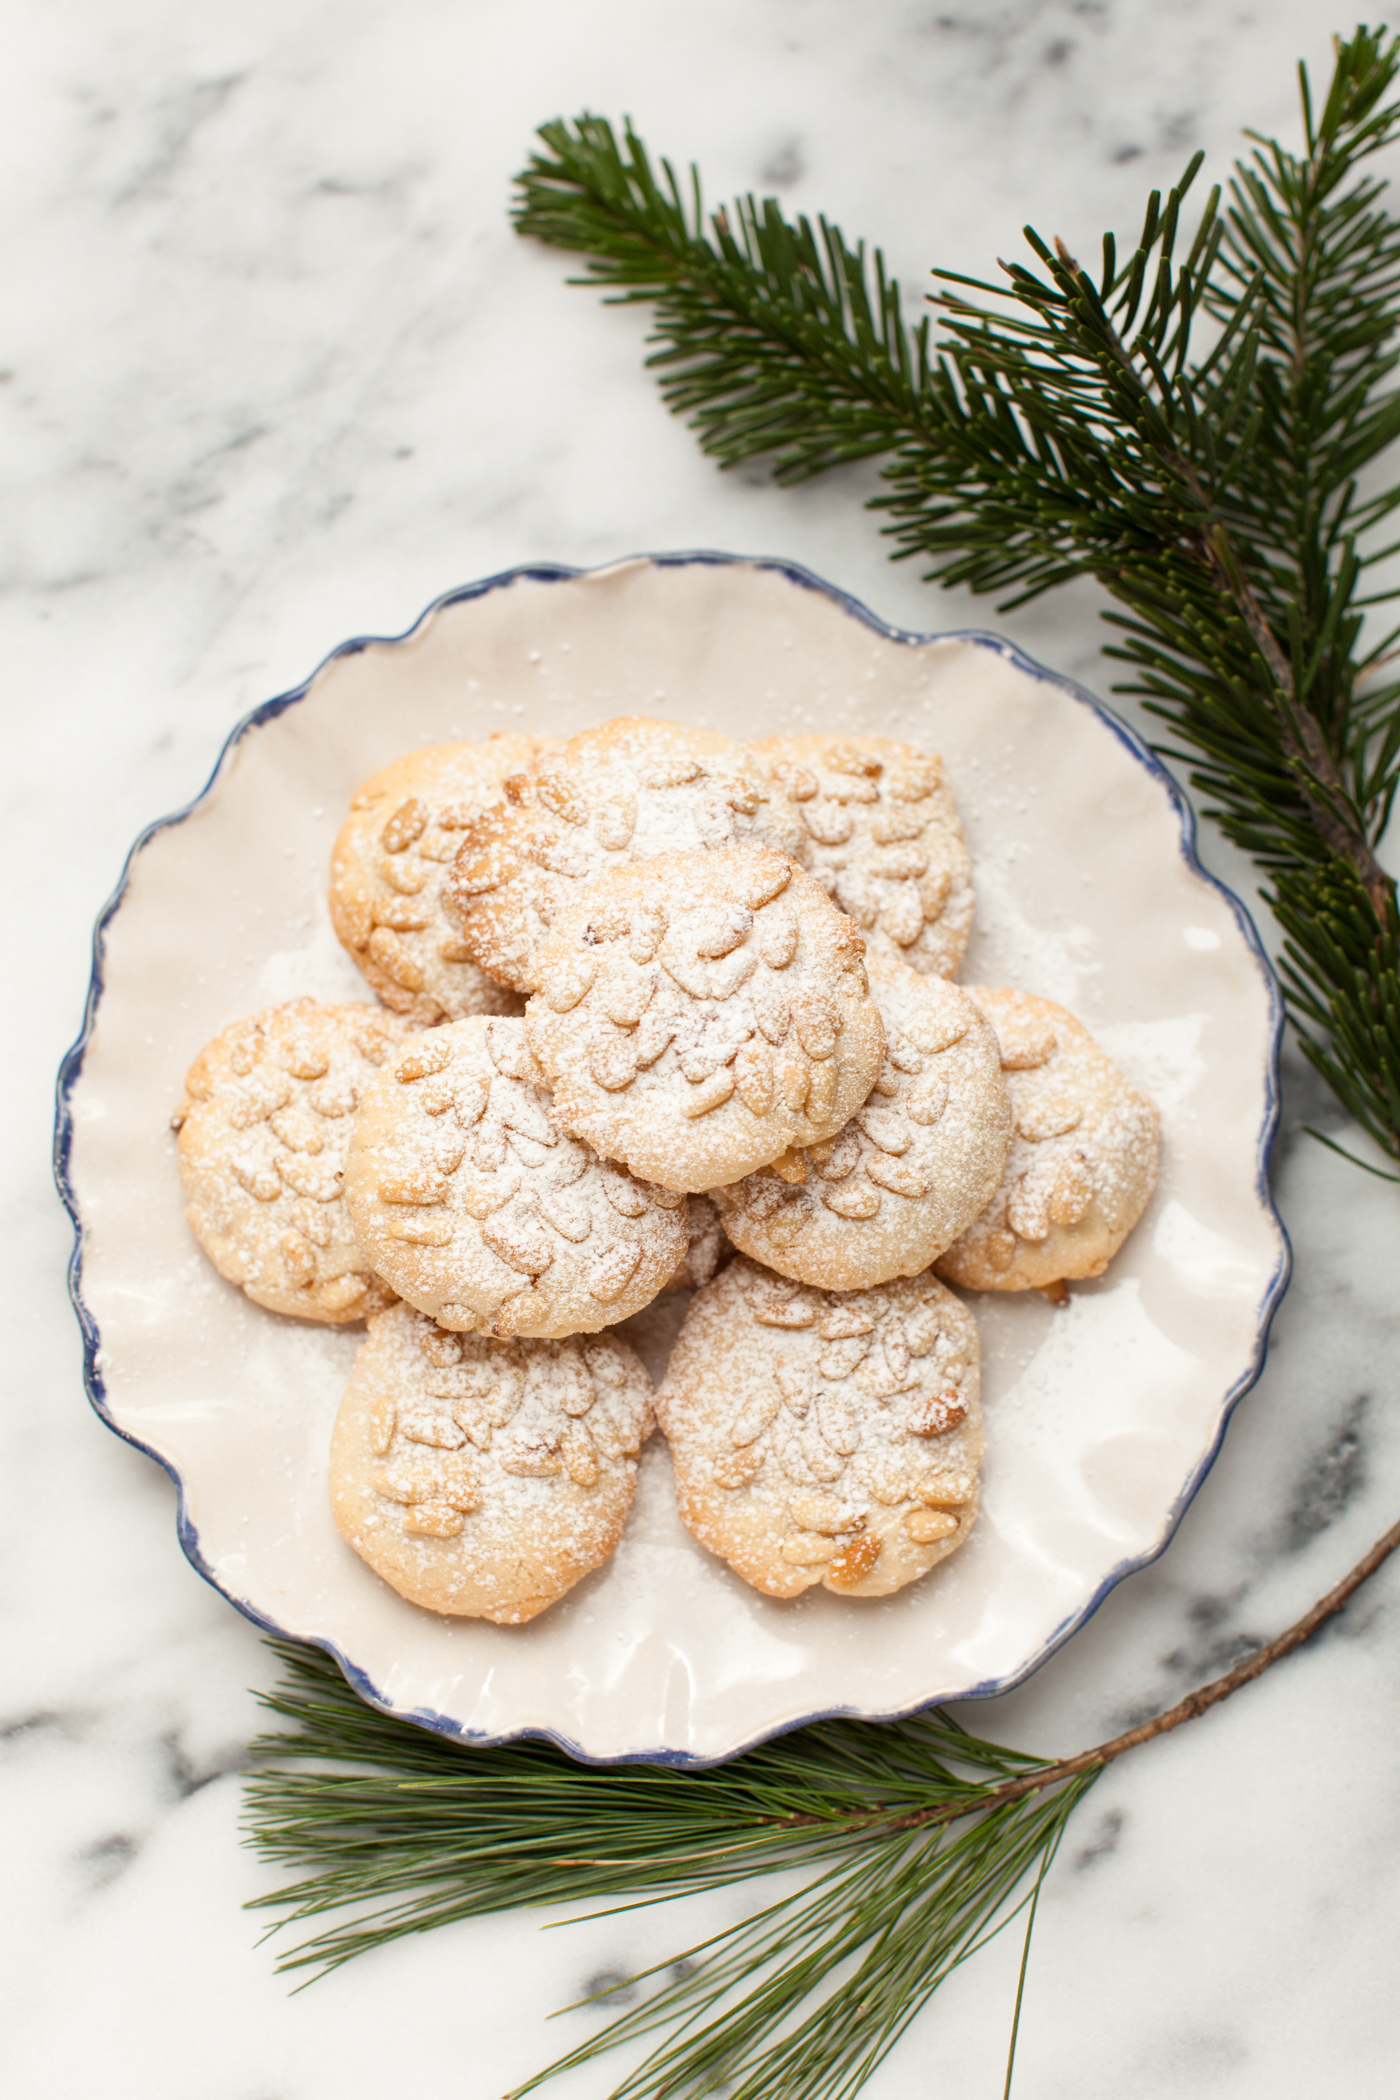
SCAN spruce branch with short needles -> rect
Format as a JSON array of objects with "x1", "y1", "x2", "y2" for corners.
[
  {"x1": 242, "y1": 30, "x2": 1400, "y2": 2100},
  {"x1": 513, "y1": 25, "x2": 1400, "y2": 1176}
]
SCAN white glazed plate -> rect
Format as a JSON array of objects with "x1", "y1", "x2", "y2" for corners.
[{"x1": 57, "y1": 554, "x2": 1290, "y2": 1766}]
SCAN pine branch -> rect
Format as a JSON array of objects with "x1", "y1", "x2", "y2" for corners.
[
  {"x1": 244, "y1": 1672, "x2": 1060, "y2": 1973},
  {"x1": 514, "y1": 27, "x2": 1400, "y2": 1167},
  {"x1": 244, "y1": 1511, "x2": 1400, "y2": 2096}
]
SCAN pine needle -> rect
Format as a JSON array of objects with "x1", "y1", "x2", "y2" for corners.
[{"x1": 245, "y1": 1642, "x2": 1093, "y2": 2095}]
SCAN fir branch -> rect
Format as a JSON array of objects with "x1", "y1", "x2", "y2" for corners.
[
  {"x1": 514, "y1": 26, "x2": 1400, "y2": 1167},
  {"x1": 512, "y1": 116, "x2": 934, "y2": 482},
  {"x1": 244, "y1": 1512, "x2": 1400, "y2": 2096}
]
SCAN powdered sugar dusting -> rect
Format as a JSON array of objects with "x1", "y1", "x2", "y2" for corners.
[
  {"x1": 176, "y1": 999, "x2": 415, "y2": 1322},
  {"x1": 936, "y1": 987, "x2": 1160, "y2": 1293},
  {"x1": 330, "y1": 734, "x2": 551, "y2": 1022},
  {"x1": 343, "y1": 1016, "x2": 687, "y2": 1335},
  {"x1": 657, "y1": 1259, "x2": 983, "y2": 1600},
  {"x1": 712, "y1": 954, "x2": 1013, "y2": 1288},
  {"x1": 447, "y1": 718, "x2": 806, "y2": 993},
  {"x1": 749, "y1": 732, "x2": 975, "y2": 976},
  {"x1": 329, "y1": 1302, "x2": 655, "y2": 1622},
  {"x1": 525, "y1": 845, "x2": 886, "y2": 1192}
]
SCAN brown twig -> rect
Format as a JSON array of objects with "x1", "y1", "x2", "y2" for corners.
[
  {"x1": 1198, "y1": 523, "x2": 1394, "y2": 917},
  {"x1": 915, "y1": 1509, "x2": 1400, "y2": 1828},
  {"x1": 1049, "y1": 237, "x2": 1394, "y2": 919},
  {"x1": 557, "y1": 1515, "x2": 1400, "y2": 1876}
]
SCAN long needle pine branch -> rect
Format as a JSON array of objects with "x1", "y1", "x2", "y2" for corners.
[{"x1": 244, "y1": 1513, "x2": 1400, "y2": 2096}]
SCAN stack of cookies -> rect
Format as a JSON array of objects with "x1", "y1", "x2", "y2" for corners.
[{"x1": 173, "y1": 716, "x2": 1159, "y2": 1624}]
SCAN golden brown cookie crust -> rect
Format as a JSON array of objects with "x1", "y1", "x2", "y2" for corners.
[
  {"x1": 656, "y1": 1259, "x2": 983, "y2": 1599},
  {"x1": 330, "y1": 736, "x2": 551, "y2": 1022},
  {"x1": 525, "y1": 845, "x2": 886, "y2": 1194},
  {"x1": 343, "y1": 1016, "x2": 688, "y2": 1336},
  {"x1": 934, "y1": 988, "x2": 1160, "y2": 1292},
  {"x1": 330, "y1": 1304, "x2": 654, "y2": 1621},
  {"x1": 176, "y1": 999, "x2": 414, "y2": 1322},
  {"x1": 749, "y1": 735, "x2": 974, "y2": 976},
  {"x1": 713, "y1": 956, "x2": 1012, "y2": 1290},
  {"x1": 446, "y1": 717, "x2": 805, "y2": 993}
]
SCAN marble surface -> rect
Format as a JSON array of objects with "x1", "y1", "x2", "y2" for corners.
[{"x1": 6, "y1": 3, "x2": 1400, "y2": 2094}]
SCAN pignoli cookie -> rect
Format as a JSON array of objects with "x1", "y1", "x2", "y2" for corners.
[
  {"x1": 712, "y1": 956, "x2": 1012, "y2": 1289},
  {"x1": 749, "y1": 735, "x2": 974, "y2": 975},
  {"x1": 934, "y1": 988, "x2": 1160, "y2": 1293},
  {"x1": 446, "y1": 717, "x2": 805, "y2": 993},
  {"x1": 175, "y1": 999, "x2": 414, "y2": 1322},
  {"x1": 330, "y1": 735, "x2": 552, "y2": 1022},
  {"x1": 342, "y1": 1016, "x2": 687, "y2": 1336},
  {"x1": 330, "y1": 1303, "x2": 654, "y2": 1621},
  {"x1": 656, "y1": 1259, "x2": 983, "y2": 1600},
  {"x1": 525, "y1": 845, "x2": 886, "y2": 1193}
]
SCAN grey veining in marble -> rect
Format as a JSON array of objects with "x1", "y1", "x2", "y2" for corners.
[{"x1": 6, "y1": 3, "x2": 1399, "y2": 2095}]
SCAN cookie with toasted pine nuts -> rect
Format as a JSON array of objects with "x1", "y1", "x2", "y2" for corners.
[
  {"x1": 934, "y1": 988, "x2": 1160, "y2": 1293},
  {"x1": 175, "y1": 999, "x2": 414, "y2": 1322},
  {"x1": 342, "y1": 1017, "x2": 687, "y2": 1336},
  {"x1": 446, "y1": 717, "x2": 805, "y2": 994},
  {"x1": 749, "y1": 735, "x2": 974, "y2": 976},
  {"x1": 712, "y1": 957, "x2": 1011, "y2": 1290},
  {"x1": 655, "y1": 1259, "x2": 982, "y2": 1600},
  {"x1": 524, "y1": 845, "x2": 886, "y2": 1194},
  {"x1": 330, "y1": 736, "x2": 553, "y2": 1023},
  {"x1": 330, "y1": 1303, "x2": 654, "y2": 1621}
]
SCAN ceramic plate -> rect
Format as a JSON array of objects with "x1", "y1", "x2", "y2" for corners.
[{"x1": 56, "y1": 554, "x2": 1290, "y2": 1766}]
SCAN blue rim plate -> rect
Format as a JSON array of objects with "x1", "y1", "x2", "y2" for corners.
[{"x1": 54, "y1": 552, "x2": 1290, "y2": 1767}]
